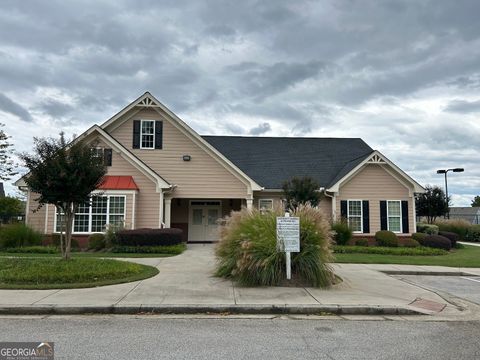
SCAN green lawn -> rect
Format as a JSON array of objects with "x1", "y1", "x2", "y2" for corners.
[
  {"x1": 0, "y1": 252, "x2": 176, "y2": 258},
  {"x1": 334, "y1": 244, "x2": 480, "y2": 267},
  {"x1": 0, "y1": 257, "x2": 159, "y2": 289}
]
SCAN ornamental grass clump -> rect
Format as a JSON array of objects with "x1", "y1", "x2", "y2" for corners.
[{"x1": 215, "y1": 204, "x2": 335, "y2": 287}]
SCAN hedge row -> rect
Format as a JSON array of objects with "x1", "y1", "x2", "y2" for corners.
[
  {"x1": 333, "y1": 245, "x2": 447, "y2": 256},
  {"x1": 116, "y1": 228, "x2": 184, "y2": 246}
]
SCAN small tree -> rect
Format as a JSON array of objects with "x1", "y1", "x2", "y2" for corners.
[
  {"x1": 0, "y1": 123, "x2": 17, "y2": 181},
  {"x1": 20, "y1": 133, "x2": 106, "y2": 259},
  {"x1": 471, "y1": 196, "x2": 480, "y2": 207},
  {"x1": 415, "y1": 185, "x2": 449, "y2": 224},
  {"x1": 282, "y1": 176, "x2": 321, "y2": 209},
  {"x1": 0, "y1": 196, "x2": 24, "y2": 224}
]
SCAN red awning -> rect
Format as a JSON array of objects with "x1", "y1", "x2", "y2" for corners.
[{"x1": 98, "y1": 176, "x2": 139, "y2": 191}]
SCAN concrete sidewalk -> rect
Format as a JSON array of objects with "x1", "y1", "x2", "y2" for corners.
[{"x1": 0, "y1": 244, "x2": 479, "y2": 316}]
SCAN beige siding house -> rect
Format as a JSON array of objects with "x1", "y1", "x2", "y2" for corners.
[{"x1": 16, "y1": 92, "x2": 424, "y2": 242}]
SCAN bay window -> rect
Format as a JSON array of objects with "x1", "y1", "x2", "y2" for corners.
[{"x1": 55, "y1": 195, "x2": 126, "y2": 233}]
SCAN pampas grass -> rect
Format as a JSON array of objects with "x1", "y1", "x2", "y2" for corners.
[{"x1": 215, "y1": 204, "x2": 335, "y2": 287}]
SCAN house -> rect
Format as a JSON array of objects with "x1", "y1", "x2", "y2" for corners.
[
  {"x1": 15, "y1": 92, "x2": 424, "y2": 243},
  {"x1": 449, "y1": 207, "x2": 480, "y2": 225}
]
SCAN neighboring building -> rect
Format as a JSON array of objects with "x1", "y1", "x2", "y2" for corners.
[
  {"x1": 15, "y1": 92, "x2": 425, "y2": 242},
  {"x1": 0, "y1": 182, "x2": 4, "y2": 197},
  {"x1": 449, "y1": 207, "x2": 480, "y2": 225}
]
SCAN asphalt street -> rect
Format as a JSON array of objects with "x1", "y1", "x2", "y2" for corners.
[{"x1": 0, "y1": 315, "x2": 479, "y2": 360}]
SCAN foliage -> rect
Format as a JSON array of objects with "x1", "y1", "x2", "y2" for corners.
[
  {"x1": 0, "y1": 224, "x2": 42, "y2": 249},
  {"x1": 88, "y1": 233, "x2": 106, "y2": 251},
  {"x1": 403, "y1": 238, "x2": 420, "y2": 248},
  {"x1": 438, "y1": 231, "x2": 458, "y2": 247},
  {"x1": 1, "y1": 246, "x2": 58, "y2": 254},
  {"x1": 419, "y1": 235, "x2": 452, "y2": 251},
  {"x1": 334, "y1": 245, "x2": 446, "y2": 256},
  {"x1": 354, "y1": 238, "x2": 369, "y2": 247},
  {"x1": 331, "y1": 220, "x2": 353, "y2": 245},
  {"x1": 0, "y1": 123, "x2": 17, "y2": 181},
  {"x1": 0, "y1": 196, "x2": 24, "y2": 222},
  {"x1": 0, "y1": 258, "x2": 159, "y2": 289},
  {"x1": 465, "y1": 225, "x2": 480, "y2": 242},
  {"x1": 415, "y1": 185, "x2": 449, "y2": 224},
  {"x1": 215, "y1": 204, "x2": 335, "y2": 287},
  {"x1": 471, "y1": 196, "x2": 480, "y2": 207},
  {"x1": 416, "y1": 223, "x2": 439, "y2": 235},
  {"x1": 111, "y1": 244, "x2": 186, "y2": 255},
  {"x1": 375, "y1": 230, "x2": 399, "y2": 247},
  {"x1": 20, "y1": 133, "x2": 107, "y2": 260},
  {"x1": 104, "y1": 223, "x2": 124, "y2": 247},
  {"x1": 412, "y1": 232, "x2": 427, "y2": 242},
  {"x1": 282, "y1": 176, "x2": 321, "y2": 208},
  {"x1": 49, "y1": 234, "x2": 80, "y2": 249},
  {"x1": 116, "y1": 228, "x2": 184, "y2": 246},
  {"x1": 435, "y1": 219, "x2": 471, "y2": 241}
]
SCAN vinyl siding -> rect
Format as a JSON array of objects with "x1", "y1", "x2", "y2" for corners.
[
  {"x1": 26, "y1": 191, "x2": 47, "y2": 233},
  {"x1": 337, "y1": 164, "x2": 413, "y2": 235},
  {"x1": 108, "y1": 109, "x2": 249, "y2": 199}
]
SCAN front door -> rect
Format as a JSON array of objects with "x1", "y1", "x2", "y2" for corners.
[{"x1": 188, "y1": 201, "x2": 222, "y2": 242}]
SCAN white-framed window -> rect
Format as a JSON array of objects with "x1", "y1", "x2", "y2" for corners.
[
  {"x1": 387, "y1": 200, "x2": 402, "y2": 233},
  {"x1": 92, "y1": 147, "x2": 103, "y2": 159},
  {"x1": 55, "y1": 195, "x2": 126, "y2": 233},
  {"x1": 258, "y1": 199, "x2": 274, "y2": 211},
  {"x1": 140, "y1": 120, "x2": 155, "y2": 149},
  {"x1": 347, "y1": 200, "x2": 363, "y2": 233}
]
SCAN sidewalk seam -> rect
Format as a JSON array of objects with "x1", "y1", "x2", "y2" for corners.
[
  {"x1": 231, "y1": 281, "x2": 237, "y2": 305},
  {"x1": 114, "y1": 281, "x2": 143, "y2": 305},
  {"x1": 32, "y1": 289, "x2": 62, "y2": 305},
  {"x1": 303, "y1": 287, "x2": 321, "y2": 304}
]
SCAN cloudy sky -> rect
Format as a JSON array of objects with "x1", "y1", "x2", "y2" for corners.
[{"x1": 1, "y1": 0, "x2": 479, "y2": 205}]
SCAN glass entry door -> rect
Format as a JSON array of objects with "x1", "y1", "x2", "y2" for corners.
[{"x1": 188, "y1": 201, "x2": 222, "y2": 242}]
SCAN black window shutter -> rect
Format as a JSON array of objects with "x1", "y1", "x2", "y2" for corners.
[
  {"x1": 103, "y1": 148, "x2": 112, "y2": 166},
  {"x1": 402, "y1": 200, "x2": 409, "y2": 233},
  {"x1": 340, "y1": 200, "x2": 347, "y2": 219},
  {"x1": 133, "y1": 120, "x2": 141, "y2": 149},
  {"x1": 362, "y1": 200, "x2": 370, "y2": 233},
  {"x1": 154, "y1": 121, "x2": 163, "y2": 149},
  {"x1": 380, "y1": 200, "x2": 387, "y2": 230}
]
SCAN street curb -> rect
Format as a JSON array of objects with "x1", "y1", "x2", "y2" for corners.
[
  {"x1": 382, "y1": 271, "x2": 476, "y2": 276},
  {"x1": 0, "y1": 304, "x2": 426, "y2": 316}
]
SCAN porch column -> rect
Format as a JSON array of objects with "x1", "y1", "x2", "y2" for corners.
[
  {"x1": 164, "y1": 198, "x2": 172, "y2": 228},
  {"x1": 246, "y1": 198, "x2": 253, "y2": 210}
]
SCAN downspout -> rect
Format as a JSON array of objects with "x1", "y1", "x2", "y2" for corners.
[{"x1": 324, "y1": 190, "x2": 336, "y2": 222}]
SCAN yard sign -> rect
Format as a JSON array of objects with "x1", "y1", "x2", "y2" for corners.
[{"x1": 276, "y1": 214, "x2": 300, "y2": 280}]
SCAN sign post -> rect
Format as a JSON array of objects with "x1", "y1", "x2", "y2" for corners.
[{"x1": 276, "y1": 213, "x2": 300, "y2": 280}]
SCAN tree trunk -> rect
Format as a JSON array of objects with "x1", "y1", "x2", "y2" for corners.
[
  {"x1": 64, "y1": 206, "x2": 74, "y2": 260},
  {"x1": 58, "y1": 206, "x2": 65, "y2": 258}
]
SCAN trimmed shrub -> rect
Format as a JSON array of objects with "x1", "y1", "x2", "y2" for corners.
[
  {"x1": 116, "y1": 228, "x2": 184, "y2": 247},
  {"x1": 88, "y1": 233, "x2": 106, "y2": 251},
  {"x1": 435, "y1": 219, "x2": 470, "y2": 240},
  {"x1": 438, "y1": 231, "x2": 458, "y2": 247},
  {"x1": 375, "y1": 231, "x2": 399, "y2": 247},
  {"x1": 2, "y1": 246, "x2": 58, "y2": 254},
  {"x1": 331, "y1": 221, "x2": 352, "y2": 246},
  {"x1": 334, "y1": 245, "x2": 447, "y2": 256},
  {"x1": 403, "y1": 238, "x2": 420, "y2": 248},
  {"x1": 412, "y1": 232, "x2": 427, "y2": 242},
  {"x1": 111, "y1": 244, "x2": 186, "y2": 255},
  {"x1": 419, "y1": 234, "x2": 452, "y2": 251},
  {"x1": 215, "y1": 204, "x2": 335, "y2": 287},
  {"x1": 416, "y1": 223, "x2": 439, "y2": 235},
  {"x1": 355, "y1": 238, "x2": 369, "y2": 247},
  {"x1": 104, "y1": 223, "x2": 124, "y2": 247},
  {"x1": 0, "y1": 224, "x2": 42, "y2": 249},
  {"x1": 465, "y1": 225, "x2": 480, "y2": 242}
]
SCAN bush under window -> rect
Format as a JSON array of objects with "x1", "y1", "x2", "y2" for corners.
[
  {"x1": 331, "y1": 221, "x2": 353, "y2": 246},
  {"x1": 416, "y1": 223, "x2": 439, "y2": 235},
  {"x1": 116, "y1": 228, "x2": 184, "y2": 246},
  {"x1": 375, "y1": 230, "x2": 399, "y2": 247}
]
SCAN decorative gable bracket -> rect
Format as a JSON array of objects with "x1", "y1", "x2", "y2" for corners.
[
  {"x1": 367, "y1": 154, "x2": 386, "y2": 164},
  {"x1": 137, "y1": 97, "x2": 159, "y2": 108}
]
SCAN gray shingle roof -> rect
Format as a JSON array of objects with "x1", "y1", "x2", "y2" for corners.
[{"x1": 202, "y1": 136, "x2": 373, "y2": 189}]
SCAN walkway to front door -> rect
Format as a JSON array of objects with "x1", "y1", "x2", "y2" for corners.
[{"x1": 188, "y1": 200, "x2": 221, "y2": 242}]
